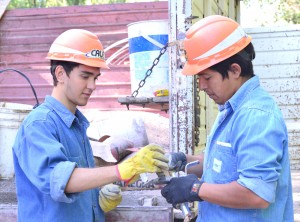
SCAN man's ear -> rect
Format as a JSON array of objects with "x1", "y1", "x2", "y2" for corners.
[
  {"x1": 229, "y1": 63, "x2": 241, "y2": 78},
  {"x1": 55, "y1": 65, "x2": 65, "y2": 83}
]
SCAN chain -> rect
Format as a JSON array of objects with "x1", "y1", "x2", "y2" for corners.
[
  {"x1": 194, "y1": 75, "x2": 201, "y2": 147},
  {"x1": 131, "y1": 44, "x2": 168, "y2": 97},
  {"x1": 129, "y1": 40, "x2": 200, "y2": 148}
]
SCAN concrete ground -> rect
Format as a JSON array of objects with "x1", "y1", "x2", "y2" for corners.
[
  {"x1": 293, "y1": 170, "x2": 300, "y2": 221},
  {"x1": 0, "y1": 178, "x2": 17, "y2": 222},
  {"x1": 0, "y1": 170, "x2": 299, "y2": 221}
]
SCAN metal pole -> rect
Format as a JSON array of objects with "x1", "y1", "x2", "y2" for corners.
[{"x1": 168, "y1": 0, "x2": 194, "y2": 155}]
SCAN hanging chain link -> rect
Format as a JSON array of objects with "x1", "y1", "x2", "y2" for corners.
[
  {"x1": 131, "y1": 44, "x2": 168, "y2": 97},
  {"x1": 194, "y1": 75, "x2": 201, "y2": 147},
  {"x1": 129, "y1": 39, "x2": 201, "y2": 148}
]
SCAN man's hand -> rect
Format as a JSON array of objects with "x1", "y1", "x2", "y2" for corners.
[
  {"x1": 167, "y1": 152, "x2": 187, "y2": 172},
  {"x1": 161, "y1": 174, "x2": 203, "y2": 205},
  {"x1": 116, "y1": 144, "x2": 169, "y2": 185},
  {"x1": 99, "y1": 184, "x2": 122, "y2": 213}
]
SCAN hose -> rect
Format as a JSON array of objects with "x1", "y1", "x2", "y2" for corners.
[{"x1": 0, "y1": 68, "x2": 40, "y2": 108}]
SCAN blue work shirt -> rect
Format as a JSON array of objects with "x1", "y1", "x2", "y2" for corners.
[
  {"x1": 197, "y1": 76, "x2": 294, "y2": 222},
  {"x1": 13, "y1": 96, "x2": 105, "y2": 222}
]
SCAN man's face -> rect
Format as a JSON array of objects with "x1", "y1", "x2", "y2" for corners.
[
  {"x1": 197, "y1": 68, "x2": 239, "y2": 105},
  {"x1": 60, "y1": 64, "x2": 100, "y2": 111}
]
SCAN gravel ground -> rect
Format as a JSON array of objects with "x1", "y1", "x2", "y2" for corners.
[{"x1": 0, "y1": 178, "x2": 17, "y2": 204}]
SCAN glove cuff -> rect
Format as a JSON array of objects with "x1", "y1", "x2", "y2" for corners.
[
  {"x1": 116, "y1": 165, "x2": 122, "y2": 180},
  {"x1": 190, "y1": 180, "x2": 204, "y2": 202},
  {"x1": 178, "y1": 152, "x2": 187, "y2": 171},
  {"x1": 115, "y1": 165, "x2": 135, "y2": 186}
]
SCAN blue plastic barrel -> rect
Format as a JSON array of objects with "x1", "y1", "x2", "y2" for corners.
[{"x1": 128, "y1": 20, "x2": 169, "y2": 97}]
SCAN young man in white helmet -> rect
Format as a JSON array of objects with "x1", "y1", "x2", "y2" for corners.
[
  {"x1": 161, "y1": 15, "x2": 294, "y2": 221},
  {"x1": 12, "y1": 29, "x2": 168, "y2": 222}
]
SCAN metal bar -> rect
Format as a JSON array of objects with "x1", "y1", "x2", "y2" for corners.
[{"x1": 169, "y1": 0, "x2": 194, "y2": 154}]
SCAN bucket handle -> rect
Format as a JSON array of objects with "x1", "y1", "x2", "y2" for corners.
[{"x1": 139, "y1": 31, "x2": 165, "y2": 49}]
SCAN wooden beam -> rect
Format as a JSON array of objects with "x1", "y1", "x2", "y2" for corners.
[{"x1": 0, "y1": 0, "x2": 11, "y2": 20}]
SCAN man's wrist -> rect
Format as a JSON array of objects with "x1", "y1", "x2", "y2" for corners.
[{"x1": 190, "y1": 180, "x2": 204, "y2": 202}]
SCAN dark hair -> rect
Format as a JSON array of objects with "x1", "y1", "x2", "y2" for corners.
[
  {"x1": 50, "y1": 60, "x2": 80, "y2": 86},
  {"x1": 210, "y1": 42, "x2": 256, "y2": 79}
]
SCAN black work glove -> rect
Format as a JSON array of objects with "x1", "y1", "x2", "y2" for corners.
[
  {"x1": 161, "y1": 174, "x2": 203, "y2": 206},
  {"x1": 167, "y1": 152, "x2": 187, "y2": 171}
]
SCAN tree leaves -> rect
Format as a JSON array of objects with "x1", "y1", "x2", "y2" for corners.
[{"x1": 8, "y1": 0, "x2": 128, "y2": 9}]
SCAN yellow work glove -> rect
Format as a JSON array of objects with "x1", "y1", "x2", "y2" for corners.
[
  {"x1": 127, "y1": 174, "x2": 140, "y2": 185},
  {"x1": 116, "y1": 144, "x2": 169, "y2": 185},
  {"x1": 99, "y1": 184, "x2": 122, "y2": 213}
]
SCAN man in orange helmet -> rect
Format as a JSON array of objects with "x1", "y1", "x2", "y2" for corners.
[
  {"x1": 162, "y1": 15, "x2": 294, "y2": 221},
  {"x1": 12, "y1": 29, "x2": 168, "y2": 221}
]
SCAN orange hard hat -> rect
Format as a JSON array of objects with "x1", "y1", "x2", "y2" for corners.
[
  {"x1": 182, "y1": 15, "x2": 252, "y2": 76},
  {"x1": 46, "y1": 29, "x2": 109, "y2": 69}
]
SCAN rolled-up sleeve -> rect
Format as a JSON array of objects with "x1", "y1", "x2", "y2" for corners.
[
  {"x1": 16, "y1": 118, "x2": 81, "y2": 203},
  {"x1": 50, "y1": 161, "x2": 78, "y2": 202},
  {"x1": 238, "y1": 176, "x2": 277, "y2": 203}
]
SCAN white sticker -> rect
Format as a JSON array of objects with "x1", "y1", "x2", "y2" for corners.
[{"x1": 213, "y1": 158, "x2": 222, "y2": 173}]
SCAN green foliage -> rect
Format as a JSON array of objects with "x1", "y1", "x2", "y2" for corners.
[
  {"x1": 7, "y1": 0, "x2": 300, "y2": 25},
  {"x1": 7, "y1": 0, "x2": 32, "y2": 9},
  {"x1": 277, "y1": 0, "x2": 300, "y2": 24},
  {"x1": 7, "y1": 0, "x2": 128, "y2": 9},
  {"x1": 243, "y1": 0, "x2": 274, "y2": 5},
  {"x1": 243, "y1": 0, "x2": 299, "y2": 24},
  {"x1": 8, "y1": 0, "x2": 63, "y2": 9}
]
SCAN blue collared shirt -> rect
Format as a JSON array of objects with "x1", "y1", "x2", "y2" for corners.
[
  {"x1": 198, "y1": 76, "x2": 294, "y2": 222},
  {"x1": 13, "y1": 96, "x2": 104, "y2": 222}
]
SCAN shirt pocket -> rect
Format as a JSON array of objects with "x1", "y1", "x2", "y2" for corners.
[{"x1": 208, "y1": 141, "x2": 238, "y2": 184}]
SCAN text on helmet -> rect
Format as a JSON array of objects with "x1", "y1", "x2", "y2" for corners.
[{"x1": 85, "y1": 49, "x2": 105, "y2": 60}]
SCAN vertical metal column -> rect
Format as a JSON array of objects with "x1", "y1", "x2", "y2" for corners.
[{"x1": 168, "y1": 0, "x2": 194, "y2": 155}]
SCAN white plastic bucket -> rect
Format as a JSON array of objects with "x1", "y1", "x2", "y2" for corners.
[
  {"x1": 0, "y1": 102, "x2": 32, "y2": 179},
  {"x1": 128, "y1": 20, "x2": 169, "y2": 97}
]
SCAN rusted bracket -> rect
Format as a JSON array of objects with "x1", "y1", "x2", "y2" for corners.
[{"x1": 118, "y1": 96, "x2": 169, "y2": 112}]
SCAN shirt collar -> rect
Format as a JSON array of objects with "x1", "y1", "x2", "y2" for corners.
[
  {"x1": 44, "y1": 96, "x2": 90, "y2": 128},
  {"x1": 221, "y1": 75, "x2": 260, "y2": 112}
]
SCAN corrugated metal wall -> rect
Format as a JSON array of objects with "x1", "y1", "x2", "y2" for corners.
[
  {"x1": 0, "y1": 2, "x2": 168, "y2": 113},
  {"x1": 247, "y1": 26, "x2": 300, "y2": 169}
]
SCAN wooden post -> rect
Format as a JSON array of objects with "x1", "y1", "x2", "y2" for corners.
[{"x1": 0, "y1": 0, "x2": 11, "y2": 19}]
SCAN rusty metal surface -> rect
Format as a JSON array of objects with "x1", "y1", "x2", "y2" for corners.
[
  {"x1": 106, "y1": 206, "x2": 173, "y2": 222},
  {"x1": 1, "y1": 170, "x2": 300, "y2": 221},
  {"x1": 118, "y1": 96, "x2": 169, "y2": 111},
  {"x1": 169, "y1": 0, "x2": 195, "y2": 154},
  {"x1": 106, "y1": 190, "x2": 173, "y2": 222}
]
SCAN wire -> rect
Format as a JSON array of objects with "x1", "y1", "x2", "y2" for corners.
[{"x1": 0, "y1": 68, "x2": 40, "y2": 108}]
